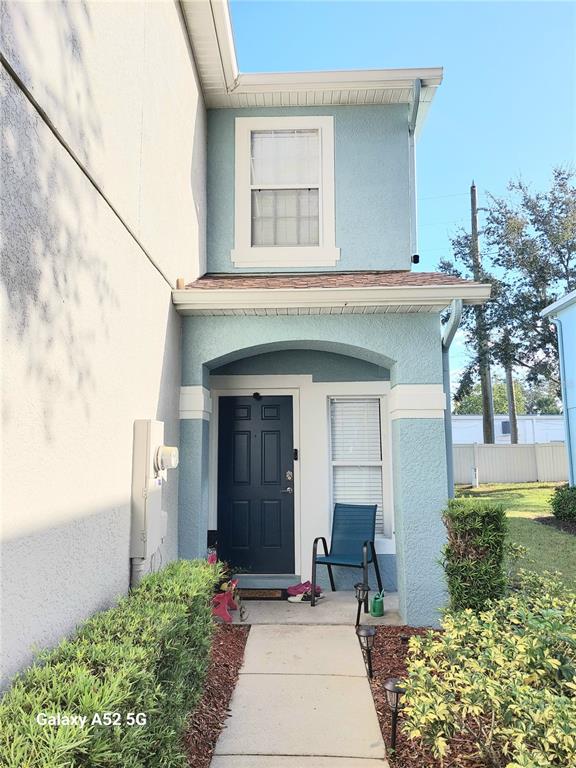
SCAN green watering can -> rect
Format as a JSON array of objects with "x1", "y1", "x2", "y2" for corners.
[{"x1": 370, "y1": 589, "x2": 385, "y2": 617}]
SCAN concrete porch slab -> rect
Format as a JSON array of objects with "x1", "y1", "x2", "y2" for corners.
[
  {"x1": 241, "y1": 625, "x2": 366, "y2": 676},
  {"x1": 234, "y1": 590, "x2": 402, "y2": 626},
  {"x1": 211, "y1": 757, "x2": 388, "y2": 767},
  {"x1": 213, "y1": 673, "x2": 386, "y2": 760}
]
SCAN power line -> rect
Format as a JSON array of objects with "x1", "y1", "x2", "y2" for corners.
[{"x1": 418, "y1": 192, "x2": 470, "y2": 201}]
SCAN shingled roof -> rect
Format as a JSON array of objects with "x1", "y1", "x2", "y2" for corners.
[
  {"x1": 174, "y1": 270, "x2": 491, "y2": 315},
  {"x1": 185, "y1": 271, "x2": 480, "y2": 290}
]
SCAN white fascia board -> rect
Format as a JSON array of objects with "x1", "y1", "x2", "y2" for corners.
[
  {"x1": 209, "y1": 0, "x2": 239, "y2": 88},
  {"x1": 234, "y1": 68, "x2": 443, "y2": 94},
  {"x1": 540, "y1": 289, "x2": 576, "y2": 318},
  {"x1": 187, "y1": 2, "x2": 442, "y2": 128},
  {"x1": 172, "y1": 283, "x2": 491, "y2": 313}
]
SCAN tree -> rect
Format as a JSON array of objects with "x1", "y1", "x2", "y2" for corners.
[
  {"x1": 484, "y1": 167, "x2": 576, "y2": 387},
  {"x1": 439, "y1": 229, "x2": 502, "y2": 439},
  {"x1": 524, "y1": 380, "x2": 561, "y2": 415},
  {"x1": 454, "y1": 378, "x2": 526, "y2": 416},
  {"x1": 441, "y1": 168, "x2": 575, "y2": 436}
]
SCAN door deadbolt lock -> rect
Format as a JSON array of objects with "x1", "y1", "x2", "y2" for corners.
[{"x1": 286, "y1": 470, "x2": 293, "y2": 480}]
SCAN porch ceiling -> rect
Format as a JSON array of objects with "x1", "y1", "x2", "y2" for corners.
[{"x1": 172, "y1": 271, "x2": 491, "y2": 316}]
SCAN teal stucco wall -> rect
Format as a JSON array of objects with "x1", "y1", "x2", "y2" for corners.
[
  {"x1": 183, "y1": 313, "x2": 442, "y2": 387},
  {"x1": 179, "y1": 312, "x2": 448, "y2": 626},
  {"x1": 178, "y1": 419, "x2": 210, "y2": 559},
  {"x1": 211, "y1": 348, "x2": 390, "y2": 382},
  {"x1": 207, "y1": 105, "x2": 411, "y2": 273},
  {"x1": 392, "y1": 418, "x2": 448, "y2": 623},
  {"x1": 555, "y1": 300, "x2": 576, "y2": 484}
]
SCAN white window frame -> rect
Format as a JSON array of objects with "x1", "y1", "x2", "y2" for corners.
[
  {"x1": 328, "y1": 396, "x2": 391, "y2": 538},
  {"x1": 232, "y1": 116, "x2": 340, "y2": 268}
]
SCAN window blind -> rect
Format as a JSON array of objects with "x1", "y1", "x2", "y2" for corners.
[
  {"x1": 330, "y1": 399, "x2": 385, "y2": 534},
  {"x1": 250, "y1": 129, "x2": 320, "y2": 247},
  {"x1": 251, "y1": 129, "x2": 319, "y2": 186}
]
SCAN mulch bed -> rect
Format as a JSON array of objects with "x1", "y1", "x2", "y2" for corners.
[
  {"x1": 370, "y1": 626, "x2": 485, "y2": 768},
  {"x1": 537, "y1": 515, "x2": 576, "y2": 536},
  {"x1": 184, "y1": 624, "x2": 250, "y2": 768}
]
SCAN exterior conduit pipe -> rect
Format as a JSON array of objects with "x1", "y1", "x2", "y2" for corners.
[
  {"x1": 130, "y1": 558, "x2": 148, "y2": 590},
  {"x1": 442, "y1": 299, "x2": 463, "y2": 497},
  {"x1": 552, "y1": 317, "x2": 575, "y2": 485}
]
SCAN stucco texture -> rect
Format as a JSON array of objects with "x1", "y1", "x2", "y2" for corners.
[
  {"x1": 183, "y1": 313, "x2": 443, "y2": 387},
  {"x1": 556, "y1": 302, "x2": 576, "y2": 484},
  {"x1": 211, "y1": 349, "x2": 390, "y2": 381},
  {"x1": 207, "y1": 105, "x2": 411, "y2": 273},
  {"x1": 1, "y1": 1, "x2": 205, "y2": 688},
  {"x1": 180, "y1": 313, "x2": 448, "y2": 625},
  {"x1": 392, "y1": 419, "x2": 448, "y2": 625}
]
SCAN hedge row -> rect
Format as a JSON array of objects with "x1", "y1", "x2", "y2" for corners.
[
  {"x1": 442, "y1": 498, "x2": 508, "y2": 612},
  {"x1": 0, "y1": 559, "x2": 222, "y2": 768},
  {"x1": 550, "y1": 484, "x2": 576, "y2": 521},
  {"x1": 403, "y1": 571, "x2": 576, "y2": 768}
]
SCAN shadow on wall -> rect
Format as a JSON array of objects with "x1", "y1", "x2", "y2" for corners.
[
  {"x1": 155, "y1": 306, "x2": 184, "y2": 561},
  {"x1": 188, "y1": 93, "x2": 207, "y2": 278},
  {"x1": 0, "y1": 502, "x2": 131, "y2": 690},
  {"x1": 0, "y1": 1, "x2": 116, "y2": 441}
]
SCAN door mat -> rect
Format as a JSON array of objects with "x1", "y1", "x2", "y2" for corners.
[{"x1": 238, "y1": 589, "x2": 285, "y2": 601}]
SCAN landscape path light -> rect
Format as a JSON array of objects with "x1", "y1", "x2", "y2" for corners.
[
  {"x1": 354, "y1": 581, "x2": 370, "y2": 626},
  {"x1": 355, "y1": 624, "x2": 376, "y2": 678},
  {"x1": 383, "y1": 676, "x2": 406, "y2": 751}
]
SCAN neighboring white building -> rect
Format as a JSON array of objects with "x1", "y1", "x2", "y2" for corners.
[{"x1": 452, "y1": 415, "x2": 565, "y2": 444}]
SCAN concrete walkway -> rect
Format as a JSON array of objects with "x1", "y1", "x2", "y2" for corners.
[
  {"x1": 210, "y1": 625, "x2": 388, "y2": 768},
  {"x1": 233, "y1": 591, "x2": 402, "y2": 626}
]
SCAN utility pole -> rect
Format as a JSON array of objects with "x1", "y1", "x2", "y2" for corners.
[
  {"x1": 470, "y1": 181, "x2": 495, "y2": 444},
  {"x1": 505, "y1": 364, "x2": 519, "y2": 444}
]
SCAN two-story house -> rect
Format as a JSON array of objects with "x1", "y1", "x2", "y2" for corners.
[
  {"x1": 2, "y1": 0, "x2": 491, "y2": 689},
  {"x1": 175, "y1": 3, "x2": 490, "y2": 626}
]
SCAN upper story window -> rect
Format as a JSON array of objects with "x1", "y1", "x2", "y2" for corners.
[{"x1": 232, "y1": 116, "x2": 340, "y2": 268}]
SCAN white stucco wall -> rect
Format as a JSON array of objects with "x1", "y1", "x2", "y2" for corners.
[{"x1": 0, "y1": 0, "x2": 206, "y2": 688}]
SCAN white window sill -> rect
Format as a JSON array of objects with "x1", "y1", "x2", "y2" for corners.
[{"x1": 231, "y1": 246, "x2": 340, "y2": 269}]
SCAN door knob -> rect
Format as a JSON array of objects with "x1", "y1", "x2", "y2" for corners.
[{"x1": 281, "y1": 487, "x2": 293, "y2": 494}]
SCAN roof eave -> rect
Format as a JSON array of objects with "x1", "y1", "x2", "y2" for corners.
[
  {"x1": 172, "y1": 283, "x2": 491, "y2": 315},
  {"x1": 541, "y1": 289, "x2": 576, "y2": 318},
  {"x1": 234, "y1": 67, "x2": 443, "y2": 93},
  {"x1": 180, "y1": 1, "x2": 442, "y2": 133}
]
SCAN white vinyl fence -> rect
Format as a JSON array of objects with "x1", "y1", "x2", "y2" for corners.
[{"x1": 453, "y1": 443, "x2": 569, "y2": 485}]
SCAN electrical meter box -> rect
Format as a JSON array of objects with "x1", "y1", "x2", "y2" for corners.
[{"x1": 130, "y1": 420, "x2": 178, "y2": 559}]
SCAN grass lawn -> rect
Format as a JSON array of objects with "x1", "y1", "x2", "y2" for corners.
[{"x1": 456, "y1": 482, "x2": 576, "y2": 589}]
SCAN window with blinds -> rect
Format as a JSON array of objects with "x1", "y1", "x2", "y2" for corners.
[
  {"x1": 329, "y1": 398, "x2": 385, "y2": 535},
  {"x1": 250, "y1": 129, "x2": 320, "y2": 247}
]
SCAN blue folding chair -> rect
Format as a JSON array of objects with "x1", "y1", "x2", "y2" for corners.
[{"x1": 311, "y1": 503, "x2": 383, "y2": 608}]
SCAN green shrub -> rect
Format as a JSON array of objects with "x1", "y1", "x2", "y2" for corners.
[
  {"x1": 403, "y1": 571, "x2": 576, "y2": 768},
  {"x1": 550, "y1": 484, "x2": 576, "y2": 521},
  {"x1": 0, "y1": 559, "x2": 222, "y2": 768},
  {"x1": 442, "y1": 498, "x2": 508, "y2": 612}
]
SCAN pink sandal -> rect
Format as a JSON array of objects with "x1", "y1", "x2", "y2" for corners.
[{"x1": 287, "y1": 581, "x2": 322, "y2": 597}]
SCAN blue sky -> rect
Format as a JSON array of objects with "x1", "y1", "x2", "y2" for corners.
[{"x1": 229, "y1": 0, "x2": 576, "y2": 382}]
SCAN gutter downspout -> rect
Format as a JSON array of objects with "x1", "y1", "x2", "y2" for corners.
[
  {"x1": 552, "y1": 317, "x2": 575, "y2": 485},
  {"x1": 408, "y1": 79, "x2": 421, "y2": 258},
  {"x1": 442, "y1": 299, "x2": 463, "y2": 497}
]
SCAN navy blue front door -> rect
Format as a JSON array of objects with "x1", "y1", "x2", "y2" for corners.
[{"x1": 217, "y1": 395, "x2": 295, "y2": 573}]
